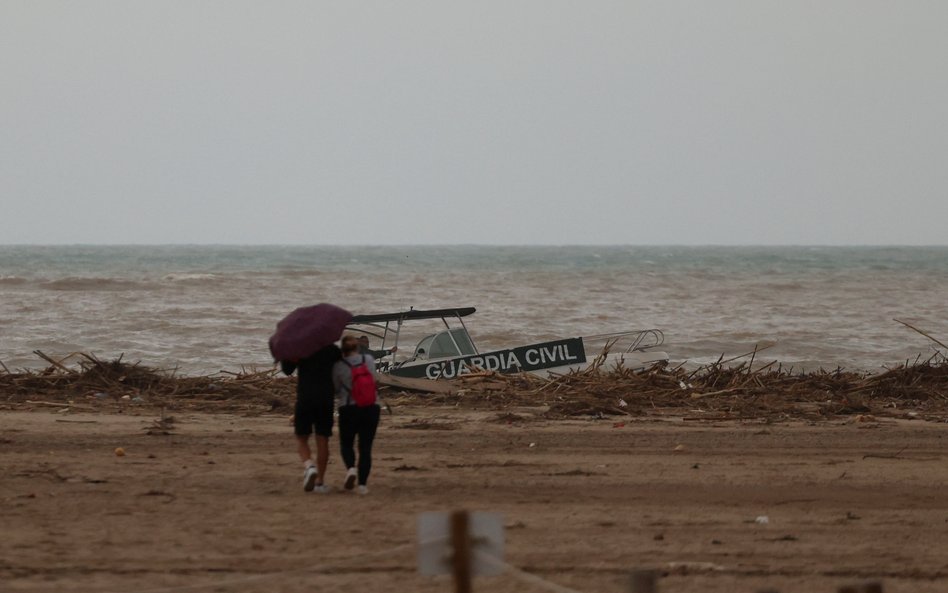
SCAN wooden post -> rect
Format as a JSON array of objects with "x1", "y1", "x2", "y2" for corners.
[
  {"x1": 451, "y1": 510, "x2": 472, "y2": 593},
  {"x1": 629, "y1": 568, "x2": 657, "y2": 593}
]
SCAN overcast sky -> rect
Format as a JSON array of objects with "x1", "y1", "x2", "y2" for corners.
[{"x1": 2, "y1": 1, "x2": 946, "y2": 245}]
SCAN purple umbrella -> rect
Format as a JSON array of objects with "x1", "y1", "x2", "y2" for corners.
[{"x1": 268, "y1": 303, "x2": 353, "y2": 362}]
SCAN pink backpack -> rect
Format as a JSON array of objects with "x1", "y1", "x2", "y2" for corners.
[{"x1": 345, "y1": 356, "x2": 377, "y2": 407}]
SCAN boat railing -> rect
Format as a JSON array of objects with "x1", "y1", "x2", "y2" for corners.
[{"x1": 582, "y1": 329, "x2": 665, "y2": 353}]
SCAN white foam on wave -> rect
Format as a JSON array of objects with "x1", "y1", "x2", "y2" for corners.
[
  {"x1": 162, "y1": 273, "x2": 219, "y2": 282},
  {"x1": 41, "y1": 277, "x2": 145, "y2": 291}
]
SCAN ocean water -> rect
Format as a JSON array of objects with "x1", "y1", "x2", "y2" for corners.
[{"x1": 1, "y1": 245, "x2": 946, "y2": 375}]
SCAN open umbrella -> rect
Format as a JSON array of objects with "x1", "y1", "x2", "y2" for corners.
[{"x1": 268, "y1": 303, "x2": 352, "y2": 362}]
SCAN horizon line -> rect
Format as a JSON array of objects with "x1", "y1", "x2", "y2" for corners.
[{"x1": 2, "y1": 243, "x2": 948, "y2": 249}]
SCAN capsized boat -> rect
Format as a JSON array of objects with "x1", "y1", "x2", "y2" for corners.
[{"x1": 345, "y1": 307, "x2": 668, "y2": 380}]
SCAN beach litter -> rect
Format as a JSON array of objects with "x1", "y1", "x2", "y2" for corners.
[{"x1": 1, "y1": 345, "x2": 948, "y2": 423}]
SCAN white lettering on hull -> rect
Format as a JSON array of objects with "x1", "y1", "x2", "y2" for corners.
[
  {"x1": 526, "y1": 343, "x2": 581, "y2": 365},
  {"x1": 425, "y1": 342, "x2": 582, "y2": 379},
  {"x1": 424, "y1": 351, "x2": 524, "y2": 379}
]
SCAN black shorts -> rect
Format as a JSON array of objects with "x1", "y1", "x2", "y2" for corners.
[{"x1": 294, "y1": 395, "x2": 334, "y2": 437}]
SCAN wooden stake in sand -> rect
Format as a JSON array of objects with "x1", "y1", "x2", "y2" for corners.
[{"x1": 451, "y1": 510, "x2": 473, "y2": 593}]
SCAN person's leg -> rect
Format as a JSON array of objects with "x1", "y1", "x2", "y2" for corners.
[
  {"x1": 296, "y1": 435, "x2": 312, "y2": 463},
  {"x1": 338, "y1": 406, "x2": 357, "y2": 469},
  {"x1": 299, "y1": 436, "x2": 318, "y2": 491},
  {"x1": 356, "y1": 405, "x2": 381, "y2": 486},
  {"x1": 294, "y1": 402, "x2": 318, "y2": 491},
  {"x1": 314, "y1": 435, "x2": 329, "y2": 485},
  {"x1": 312, "y1": 394, "x2": 335, "y2": 487},
  {"x1": 338, "y1": 406, "x2": 359, "y2": 489},
  {"x1": 294, "y1": 400, "x2": 315, "y2": 463}
]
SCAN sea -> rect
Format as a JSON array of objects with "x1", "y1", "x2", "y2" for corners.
[{"x1": 1, "y1": 245, "x2": 946, "y2": 376}]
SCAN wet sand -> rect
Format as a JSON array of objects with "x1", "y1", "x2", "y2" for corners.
[{"x1": 2, "y1": 406, "x2": 947, "y2": 593}]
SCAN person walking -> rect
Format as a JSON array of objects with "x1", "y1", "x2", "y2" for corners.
[
  {"x1": 282, "y1": 343, "x2": 341, "y2": 493},
  {"x1": 333, "y1": 335, "x2": 382, "y2": 495}
]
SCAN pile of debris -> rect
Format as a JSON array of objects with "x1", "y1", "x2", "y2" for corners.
[
  {"x1": 2, "y1": 349, "x2": 947, "y2": 421},
  {"x1": 0, "y1": 351, "x2": 292, "y2": 413},
  {"x1": 458, "y1": 356, "x2": 948, "y2": 421}
]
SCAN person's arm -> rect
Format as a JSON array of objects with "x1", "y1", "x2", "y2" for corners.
[
  {"x1": 361, "y1": 354, "x2": 382, "y2": 381},
  {"x1": 369, "y1": 346, "x2": 397, "y2": 359},
  {"x1": 280, "y1": 360, "x2": 297, "y2": 376}
]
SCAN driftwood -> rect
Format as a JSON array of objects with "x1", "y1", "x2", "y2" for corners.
[
  {"x1": 0, "y1": 351, "x2": 295, "y2": 413},
  {"x1": 895, "y1": 318, "x2": 948, "y2": 350},
  {"x1": 2, "y1": 344, "x2": 947, "y2": 421}
]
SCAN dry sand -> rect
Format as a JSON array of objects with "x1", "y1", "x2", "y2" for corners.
[{"x1": 2, "y1": 405, "x2": 947, "y2": 593}]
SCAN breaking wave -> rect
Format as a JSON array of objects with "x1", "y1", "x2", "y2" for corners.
[
  {"x1": 161, "y1": 273, "x2": 220, "y2": 283},
  {"x1": 40, "y1": 277, "x2": 150, "y2": 291}
]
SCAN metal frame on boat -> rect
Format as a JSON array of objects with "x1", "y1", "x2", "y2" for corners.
[{"x1": 345, "y1": 307, "x2": 668, "y2": 380}]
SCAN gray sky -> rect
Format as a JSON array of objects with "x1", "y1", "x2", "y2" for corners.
[{"x1": 2, "y1": 1, "x2": 946, "y2": 245}]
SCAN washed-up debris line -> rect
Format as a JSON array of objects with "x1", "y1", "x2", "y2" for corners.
[
  {"x1": 1, "y1": 348, "x2": 947, "y2": 422},
  {"x1": 0, "y1": 351, "x2": 293, "y2": 414}
]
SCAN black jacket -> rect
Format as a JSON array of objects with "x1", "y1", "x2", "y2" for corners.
[{"x1": 281, "y1": 345, "x2": 341, "y2": 400}]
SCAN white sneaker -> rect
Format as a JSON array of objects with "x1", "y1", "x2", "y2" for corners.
[
  {"x1": 302, "y1": 466, "x2": 318, "y2": 492},
  {"x1": 357, "y1": 485, "x2": 369, "y2": 495},
  {"x1": 313, "y1": 483, "x2": 331, "y2": 494},
  {"x1": 344, "y1": 467, "x2": 357, "y2": 490}
]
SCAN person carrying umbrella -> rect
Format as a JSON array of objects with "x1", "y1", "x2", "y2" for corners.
[
  {"x1": 282, "y1": 345, "x2": 340, "y2": 493},
  {"x1": 269, "y1": 304, "x2": 351, "y2": 493}
]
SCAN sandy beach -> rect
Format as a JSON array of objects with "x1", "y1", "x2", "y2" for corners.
[{"x1": 2, "y1": 403, "x2": 947, "y2": 593}]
